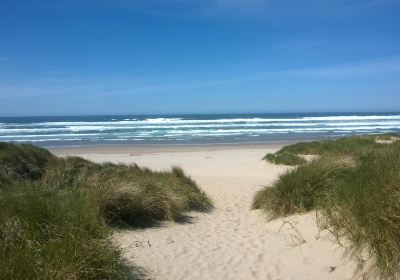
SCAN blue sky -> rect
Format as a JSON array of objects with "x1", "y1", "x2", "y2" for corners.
[{"x1": 1, "y1": 0, "x2": 400, "y2": 116}]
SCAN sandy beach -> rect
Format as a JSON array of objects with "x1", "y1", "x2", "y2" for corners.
[{"x1": 51, "y1": 144, "x2": 355, "y2": 280}]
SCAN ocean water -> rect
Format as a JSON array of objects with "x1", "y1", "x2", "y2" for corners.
[{"x1": 0, "y1": 113, "x2": 400, "y2": 147}]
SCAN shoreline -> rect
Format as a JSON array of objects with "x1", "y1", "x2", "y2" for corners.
[{"x1": 49, "y1": 141, "x2": 297, "y2": 155}]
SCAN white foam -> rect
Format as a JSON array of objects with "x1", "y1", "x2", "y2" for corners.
[
  {"x1": 0, "y1": 133, "x2": 99, "y2": 138},
  {"x1": 1, "y1": 115, "x2": 399, "y2": 143},
  {"x1": 141, "y1": 115, "x2": 400, "y2": 124},
  {"x1": 3, "y1": 119, "x2": 399, "y2": 134},
  {"x1": 162, "y1": 125, "x2": 400, "y2": 135},
  {"x1": 5, "y1": 115, "x2": 400, "y2": 128}
]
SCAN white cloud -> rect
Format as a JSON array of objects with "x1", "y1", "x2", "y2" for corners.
[
  {"x1": 285, "y1": 56, "x2": 400, "y2": 79},
  {"x1": 108, "y1": 0, "x2": 398, "y2": 19},
  {"x1": 1, "y1": 56, "x2": 400, "y2": 99},
  {"x1": 32, "y1": 0, "x2": 396, "y2": 20}
]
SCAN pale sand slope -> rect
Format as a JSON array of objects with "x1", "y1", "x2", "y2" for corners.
[{"x1": 52, "y1": 145, "x2": 355, "y2": 280}]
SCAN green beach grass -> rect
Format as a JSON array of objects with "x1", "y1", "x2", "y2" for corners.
[
  {"x1": 263, "y1": 133, "x2": 399, "y2": 166},
  {"x1": 254, "y1": 135, "x2": 400, "y2": 279},
  {"x1": 0, "y1": 143, "x2": 212, "y2": 279}
]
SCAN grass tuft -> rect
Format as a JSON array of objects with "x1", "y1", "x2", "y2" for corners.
[
  {"x1": 0, "y1": 142, "x2": 212, "y2": 279},
  {"x1": 0, "y1": 142, "x2": 53, "y2": 186},
  {"x1": 253, "y1": 156, "x2": 352, "y2": 218},
  {"x1": 264, "y1": 134, "x2": 399, "y2": 165},
  {"x1": 263, "y1": 152, "x2": 306, "y2": 166},
  {"x1": 254, "y1": 136, "x2": 400, "y2": 279},
  {"x1": 0, "y1": 183, "x2": 137, "y2": 280}
]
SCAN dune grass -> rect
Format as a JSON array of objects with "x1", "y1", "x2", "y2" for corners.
[
  {"x1": 254, "y1": 136, "x2": 400, "y2": 279},
  {"x1": 263, "y1": 152, "x2": 306, "y2": 166},
  {"x1": 0, "y1": 142, "x2": 53, "y2": 186},
  {"x1": 0, "y1": 183, "x2": 136, "y2": 280},
  {"x1": 253, "y1": 156, "x2": 353, "y2": 218},
  {"x1": 0, "y1": 143, "x2": 212, "y2": 279},
  {"x1": 43, "y1": 156, "x2": 212, "y2": 227},
  {"x1": 320, "y1": 146, "x2": 400, "y2": 279},
  {"x1": 264, "y1": 134, "x2": 399, "y2": 165}
]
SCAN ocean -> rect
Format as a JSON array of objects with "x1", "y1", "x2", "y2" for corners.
[{"x1": 1, "y1": 113, "x2": 400, "y2": 147}]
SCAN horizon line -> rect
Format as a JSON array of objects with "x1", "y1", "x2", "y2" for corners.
[{"x1": 1, "y1": 110, "x2": 400, "y2": 118}]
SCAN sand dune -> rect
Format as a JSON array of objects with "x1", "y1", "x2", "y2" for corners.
[{"x1": 54, "y1": 145, "x2": 355, "y2": 280}]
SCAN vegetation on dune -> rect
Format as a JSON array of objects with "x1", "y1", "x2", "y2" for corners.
[
  {"x1": 0, "y1": 184, "x2": 137, "y2": 280},
  {"x1": 264, "y1": 133, "x2": 399, "y2": 165},
  {"x1": 0, "y1": 143, "x2": 53, "y2": 186},
  {"x1": 0, "y1": 142, "x2": 212, "y2": 279},
  {"x1": 253, "y1": 156, "x2": 352, "y2": 218},
  {"x1": 43, "y1": 157, "x2": 212, "y2": 227},
  {"x1": 320, "y1": 147, "x2": 400, "y2": 279},
  {"x1": 254, "y1": 135, "x2": 400, "y2": 279},
  {"x1": 263, "y1": 152, "x2": 306, "y2": 166}
]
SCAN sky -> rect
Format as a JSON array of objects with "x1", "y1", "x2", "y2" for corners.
[{"x1": 1, "y1": 0, "x2": 400, "y2": 116}]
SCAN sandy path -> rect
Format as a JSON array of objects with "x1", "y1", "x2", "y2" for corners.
[{"x1": 58, "y1": 147, "x2": 355, "y2": 280}]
